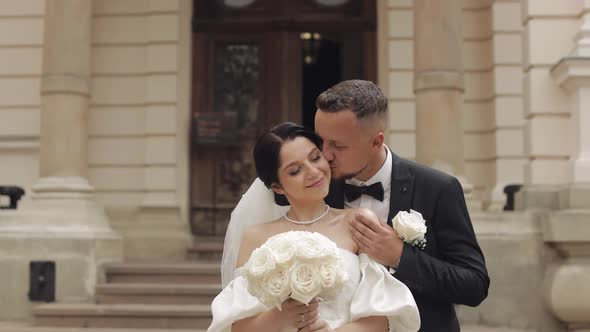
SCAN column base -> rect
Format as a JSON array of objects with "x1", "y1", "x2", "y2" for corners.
[
  {"x1": 488, "y1": 183, "x2": 509, "y2": 212},
  {"x1": 465, "y1": 196, "x2": 483, "y2": 213},
  {"x1": 111, "y1": 205, "x2": 191, "y2": 261},
  {"x1": 0, "y1": 211, "x2": 122, "y2": 320},
  {"x1": 0, "y1": 176, "x2": 123, "y2": 320},
  {"x1": 456, "y1": 175, "x2": 484, "y2": 212}
]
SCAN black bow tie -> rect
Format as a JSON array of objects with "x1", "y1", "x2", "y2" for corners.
[{"x1": 343, "y1": 182, "x2": 384, "y2": 202}]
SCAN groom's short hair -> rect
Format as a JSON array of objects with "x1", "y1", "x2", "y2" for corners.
[{"x1": 315, "y1": 80, "x2": 388, "y2": 123}]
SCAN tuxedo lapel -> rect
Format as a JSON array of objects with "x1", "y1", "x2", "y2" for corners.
[{"x1": 387, "y1": 152, "x2": 414, "y2": 226}]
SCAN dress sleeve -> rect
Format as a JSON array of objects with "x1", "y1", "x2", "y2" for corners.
[
  {"x1": 350, "y1": 254, "x2": 421, "y2": 332},
  {"x1": 207, "y1": 275, "x2": 267, "y2": 332}
]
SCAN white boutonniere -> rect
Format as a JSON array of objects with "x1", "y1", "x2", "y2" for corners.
[{"x1": 391, "y1": 209, "x2": 427, "y2": 249}]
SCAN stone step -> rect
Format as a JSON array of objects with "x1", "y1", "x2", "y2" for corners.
[
  {"x1": 104, "y1": 262, "x2": 220, "y2": 284},
  {"x1": 187, "y1": 237, "x2": 224, "y2": 261},
  {"x1": 33, "y1": 304, "x2": 211, "y2": 330},
  {"x1": 96, "y1": 283, "x2": 221, "y2": 305}
]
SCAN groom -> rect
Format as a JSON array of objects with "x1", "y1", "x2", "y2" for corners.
[{"x1": 315, "y1": 80, "x2": 489, "y2": 332}]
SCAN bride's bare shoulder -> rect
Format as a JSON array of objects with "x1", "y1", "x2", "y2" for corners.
[
  {"x1": 243, "y1": 218, "x2": 283, "y2": 242},
  {"x1": 237, "y1": 220, "x2": 281, "y2": 266}
]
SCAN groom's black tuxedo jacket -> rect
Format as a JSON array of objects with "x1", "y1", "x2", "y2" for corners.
[{"x1": 325, "y1": 152, "x2": 490, "y2": 332}]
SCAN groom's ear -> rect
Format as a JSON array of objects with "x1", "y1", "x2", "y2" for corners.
[
  {"x1": 372, "y1": 132, "x2": 385, "y2": 148},
  {"x1": 270, "y1": 183, "x2": 285, "y2": 195}
]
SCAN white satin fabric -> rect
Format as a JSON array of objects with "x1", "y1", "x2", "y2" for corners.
[{"x1": 208, "y1": 249, "x2": 420, "y2": 332}]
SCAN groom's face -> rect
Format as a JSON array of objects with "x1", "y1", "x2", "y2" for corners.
[{"x1": 314, "y1": 109, "x2": 373, "y2": 180}]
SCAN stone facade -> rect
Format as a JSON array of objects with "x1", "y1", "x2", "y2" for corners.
[{"x1": 0, "y1": 0, "x2": 588, "y2": 330}]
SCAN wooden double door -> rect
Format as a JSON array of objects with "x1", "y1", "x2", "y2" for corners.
[{"x1": 190, "y1": 0, "x2": 377, "y2": 236}]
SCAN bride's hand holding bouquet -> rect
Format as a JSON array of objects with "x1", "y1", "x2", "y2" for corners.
[{"x1": 241, "y1": 231, "x2": 347, "y2": 331}]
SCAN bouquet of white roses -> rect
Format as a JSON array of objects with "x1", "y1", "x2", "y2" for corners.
[{"x1": 242, "y1": 231, "x2": 349, "y2": 309}]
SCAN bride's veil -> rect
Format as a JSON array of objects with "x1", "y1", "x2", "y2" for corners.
[{"x1": 221, "y1": 178, "x2": 289, "y2": 287}]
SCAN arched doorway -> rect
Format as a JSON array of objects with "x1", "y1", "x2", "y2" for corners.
[{"x1": 190, "y1": 0, "x2": 377, "y2": 236}]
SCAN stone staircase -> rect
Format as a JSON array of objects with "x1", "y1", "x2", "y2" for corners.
[
  {"x1": 0, "y1": 238, "x2": 224, "y2": 332},
  {"x1": 0, "y1": 228, "x2": 541, "y2": 332}
]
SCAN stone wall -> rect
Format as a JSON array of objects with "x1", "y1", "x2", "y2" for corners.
[
  {"x1": 383, "y1": 0, "x2": 528, "y2": 208},
  {"x1": 489, "y1": 0, "x2": 526, "y2": 210},
  {"x1": 522, "y1": 0, "x2": 578, "y2": 187},
  {"x1": 0, "y1": 0, "x2": 44, "y2": 206},
  {"x1": 88, "y1": 0, "x2": 190, "y2": 260}
]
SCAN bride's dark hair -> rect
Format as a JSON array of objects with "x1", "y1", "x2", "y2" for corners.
[{"x1": 253, "y1": 122, "x2": 323, "y2": 206}]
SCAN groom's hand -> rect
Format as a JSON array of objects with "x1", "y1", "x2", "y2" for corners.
[{"x1": 350, "y1": 210, "x2": 404, "y2": 268}]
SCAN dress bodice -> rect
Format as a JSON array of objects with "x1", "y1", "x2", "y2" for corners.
[{"x1": 316, "y1": 249, "x2": 360, "y2": 327}]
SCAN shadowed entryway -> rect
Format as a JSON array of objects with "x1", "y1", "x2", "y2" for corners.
[{"x1": 189, "y1": 0, "x2": 376, "y2": 237}]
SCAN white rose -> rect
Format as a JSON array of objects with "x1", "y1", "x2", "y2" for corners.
[
  {"x1": 257, "y1": 292, "x2": 275, "y2": 309},
  {"x1": 295, "y1": 232, "x2": 336, "y2": 261},
  {"x1": 391, "y1": 209, "x2": 427, "y2": 242},
  {"x1": 265, "y1": 231, "x2": 294, "y2": 248},
  {"x1": 264, "y1": 268, "x2": 291, "y2": 309},
  {"x1": 290, "y1": 262, "x2": 322, "y2": 304},
  {"x1": 266, "y1": 234, "x2": 297, "y2": 266},
  {"x1": 245, "y1": 246, "x2": 276, "y2": 278},
  {"x1": 317, "y1": 261, "x2": 337, "y2": 289},
  {"x1": 247, "y1": 277, "x2": 267, "y2": 303}
]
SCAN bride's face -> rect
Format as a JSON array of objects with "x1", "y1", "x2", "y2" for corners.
[{"x1": 273, "y1": 136, "x2": 331, "y2": 203}]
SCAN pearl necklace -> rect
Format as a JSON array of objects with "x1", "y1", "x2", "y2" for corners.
[{"x1": 284, "y1": 205, "x2": 331, "y2": 225}]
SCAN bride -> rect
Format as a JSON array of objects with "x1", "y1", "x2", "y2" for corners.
[{"x1": 208, "y1": 122, "x2": 420, "y2": 332}]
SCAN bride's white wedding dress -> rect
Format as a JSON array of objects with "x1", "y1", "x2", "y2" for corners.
[{"x1": 208, "y1": 248, "x2": 420, "y2": 332}]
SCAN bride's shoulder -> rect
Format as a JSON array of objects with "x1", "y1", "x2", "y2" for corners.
[{"x1": 243, "y1": 218, "x2": 283, "y2": 242}]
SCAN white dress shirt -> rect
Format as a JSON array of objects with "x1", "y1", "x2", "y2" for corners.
[
  {"x1": 345, "y1": 147, "x2": 396, "y2": 273},
  {"x1": 344, "y1": 146, "x2": 392, "y2": 224}
]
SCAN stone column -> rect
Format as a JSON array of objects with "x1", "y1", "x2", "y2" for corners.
[
  {"x1": 35, "y1": 0, "x2": 93, "y2": 193},
  {"x1": 413, "y1": 0, "x2": 476, "y2": 205},
  {"x1": 31, "y1": 0, "x2": 118, "y2": 232},
  {"x1": 543, "y1": 2, "x2": 590, "y2": 331},
  {"x1": 0, "y1": 0, "x2": 121, "y2": 320}
]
